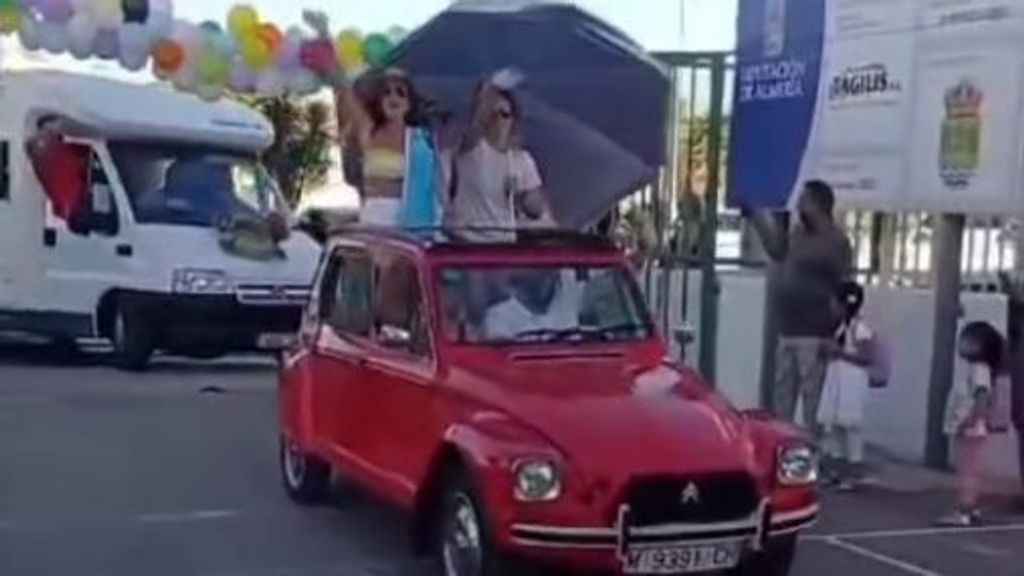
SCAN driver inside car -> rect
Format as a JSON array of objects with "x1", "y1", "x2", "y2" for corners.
[{"x1": 483, "y1": 269, "x2": 580, "y2": 340}]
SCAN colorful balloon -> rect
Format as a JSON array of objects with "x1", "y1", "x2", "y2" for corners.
[
  {"x1": 240, "y1": 35, "x2": 271, "y2": 69},
  {"x1": 67, "y1": 12, "x2": 96, "y2": 58},
  {"x1": 122, "y1": 0, "x2": 149, "y2": 24},
  {"x1": 228, "y1": 57, "x2": 256, "y2": 92},
  {"x1": 198, "y1": 50, "x2": 230, "y2": 85},
  {"x1": 299, "y1": 39, "x2": 336, "y2": 75},
  {"x1": 18, "y1": 16, "x2": 41, "y2": 51},
  {"x1": 335, "y1": 29, "x2": 364, "y2": 70},
  {"x1": 152, "y1": 38, "x2": 184, "y2": 72},
  {"x1": 361, "y1": 33, "x2": 393, "y2": 68},
  {"x1": 92, "y1": 0, "x2": 124, "y2": 30},
  {"x1": 36, "y1": 0, "x2": 74, "y2": 24},
  {"x1": 93, "y1": 28, "x2": 120, "y2": 59},
  {"x1": 226, "y1": 4, "x2": 258, "y2": 39},
  {"x1": 258, "y1": 22, "x2": 283, "y2": 52},
  {"x1": 0, "y1": 8, "x2": 21, "y2": 35}
]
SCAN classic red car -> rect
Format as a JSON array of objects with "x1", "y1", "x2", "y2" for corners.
[{"x1": 278, "y1": 228, "x2": 818, "y2": 576}]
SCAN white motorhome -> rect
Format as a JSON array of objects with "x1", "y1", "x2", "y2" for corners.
[{"x1": 0, "y1": 71, "x2": 321, "y2": 369}]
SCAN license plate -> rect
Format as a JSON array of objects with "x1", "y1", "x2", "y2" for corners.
[
  {"x1": 258, "y1": 333, "x2": 296, "y2": 350},
  {"x1": 623, "y1": 543, "x2": 740, "y2": 574}
]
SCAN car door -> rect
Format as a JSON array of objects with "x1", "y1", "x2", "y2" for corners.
[
  {"x1": 310, "y1": 244, "x2": 375, "y2": 464},
  {"x1": 362, "y1": 248, "x2": 439, "y2": 503},
  {"x1": 43, "y1": 144, "x2": 132, "y2": 333}
]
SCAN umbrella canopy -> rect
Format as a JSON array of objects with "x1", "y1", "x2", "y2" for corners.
[{"x1": 390, "y1": 0, "x2": 669, "y2": 228}]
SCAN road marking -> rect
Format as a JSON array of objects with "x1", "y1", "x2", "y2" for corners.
[
  {"x1": 807, "y1": 522, "x2": 1024, "y2": 542},
  {"x1": 957, "y1": 541, "x2": 1011, "y2": 558},
  {"x1": 138, "y1": 510, "x2": 240, "y2": 524},
  {"x1": 823, "y1": 536, "x2": 942, "y2": 576}
]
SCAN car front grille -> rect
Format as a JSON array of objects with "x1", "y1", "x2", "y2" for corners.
[
  {"x1": 622, "y1": 473, "x2": 761, "y2": 526},
  {"x1": 235, "y1": 283, "x2": 310, "y2": 306}
]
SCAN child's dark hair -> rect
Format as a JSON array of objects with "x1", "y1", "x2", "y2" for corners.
[
  {"x1": 835, "y1": 280, "x2": 865, "y2": 316},
  {"x1": 959, "y1": 321, "x2": 1004, "y2": 374}
]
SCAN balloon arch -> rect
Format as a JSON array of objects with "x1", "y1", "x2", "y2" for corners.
[{"x1": 0, "y1": 1, "x2": 403, "y2": 100}]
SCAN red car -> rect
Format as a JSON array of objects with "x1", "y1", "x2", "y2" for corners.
[{"x1": 278, "y1": 229, "x2": 818, "y2": 576}]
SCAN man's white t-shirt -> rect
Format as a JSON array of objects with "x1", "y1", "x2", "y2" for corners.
[
  {"x1": 483, "y1": 275, "x2": 581, "y2": 340},
  {"x1": 448, "y1": 140, "x2": 543, "y2": 241}
]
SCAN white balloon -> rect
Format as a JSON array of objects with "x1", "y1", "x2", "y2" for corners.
[
  {"x1": 256, "y1": 70, "x2": 285, "y2": 97},
  {"x1": 39, "y1": 22, "x2": 68, "y2": 55},
  {"x1": 19, "y1": 17, "x2": 41, "y2": 52},
  {"x1": 228, "y1": 58, "x2": 256, "y2": 92},
  {"x1": 197, "y1": 84, "x2": 225, "y2": 102},
  {"x1": 67, "y1": 13, "x2": 97, "y2": 59},
  {"x1": 118, "y1": 23, "x2": 149, "y2": 53},
  {"x1": 119, "y1": 51, "x2": 148, "y2": 72},
  {"x1": 170, "y1": 19, "x2": 202, "y2": 60},
  {"x1": 172, "y1": 65, "x2": 197, "y2": 92},
  {"x1": 145, "y1": 9, "x2": 173, "y2": 45}
]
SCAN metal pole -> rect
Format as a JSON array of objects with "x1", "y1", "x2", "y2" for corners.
[
  {"x1": 925, "y1": 213, "x2": 965, "y2": 468},
  {"x1": 698, "y1": 56, "x2": 725, "y2": 384}
]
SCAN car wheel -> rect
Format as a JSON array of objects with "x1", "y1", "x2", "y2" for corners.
[
  {"x1": 735, "y1": 536, "x2": 797, "y2": 576},
  {"x1": 438, "y1": 469, "x2": 514, "y2": 576},
  {"x1": 279, "y1": 435, "x2": 330, "y2": 504},
  {"x1": 111, "y1": 299, "x2": 154, "y2": 371}
]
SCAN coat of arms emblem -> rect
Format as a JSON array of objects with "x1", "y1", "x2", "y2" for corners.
[{"x1": 940, "y1": 79, "x2": 983, "y2": 189}]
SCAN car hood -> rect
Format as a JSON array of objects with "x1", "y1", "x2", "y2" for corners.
[{"x1": 450, "y1": 353, "x2": 755, "y2": 480}]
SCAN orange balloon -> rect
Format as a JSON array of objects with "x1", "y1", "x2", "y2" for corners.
[
  {"x1": 258, "y1": 23, "x2": 284, "y2": 52},
  {"x1": 152, "y1": 40, "x2": 185, "y2": 73}
]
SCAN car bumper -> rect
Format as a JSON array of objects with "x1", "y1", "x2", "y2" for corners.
[
  {"x1": 131, "y1": 293, "x2": 304, "y2": 352},
  {"x1": 506, "y1": 503, "x2": 818, "y2": 571}
]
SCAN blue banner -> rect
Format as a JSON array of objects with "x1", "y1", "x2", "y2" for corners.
[{"x1": 728, "y1": 0, "x2": 826, "y2": 209}]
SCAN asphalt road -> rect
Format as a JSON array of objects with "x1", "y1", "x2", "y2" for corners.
[{"x1": 1, "y1": 346, "x2": 1023, "y2": 576}]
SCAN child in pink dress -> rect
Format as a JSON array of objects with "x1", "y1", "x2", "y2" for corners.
[{"x1": 936, "y1": 321, "x2": 1005, "y2": 526}]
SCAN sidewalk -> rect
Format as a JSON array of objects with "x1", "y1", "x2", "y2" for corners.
[{"x1": 864, "y1": 446, "x2": 1021, "y2": 499}]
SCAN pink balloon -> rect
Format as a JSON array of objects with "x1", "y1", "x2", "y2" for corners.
[
  {"x1": 299, "y1": 39, "x2": 335, "y2": 75},
  {"x1": 35, "y1": 0, "x2": 74, "y2": 23}
]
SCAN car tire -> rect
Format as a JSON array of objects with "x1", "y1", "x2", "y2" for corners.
[
  {"x1": 735, "y1": 536, "x2": 797, "y2": 576},
  {"x1": 280, "y1": 435, "x2": 330, "y2": 504},
  {"x1": 111, "y1": 298, "x2": 155, "y2": 371},
  {"x1": 437, "y1": 468, "x2": 517, "y2": 576}
]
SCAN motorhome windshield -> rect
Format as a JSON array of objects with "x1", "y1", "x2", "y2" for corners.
[{"x1": 110, "y1": 142, "x2": 285, "y2": 228}]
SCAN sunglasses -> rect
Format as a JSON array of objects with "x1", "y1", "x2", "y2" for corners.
[{"x1": 383, "y1": 84, "x2": 409, "y2": 99}]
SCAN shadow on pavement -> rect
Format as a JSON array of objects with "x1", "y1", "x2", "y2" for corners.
[{"x1": 0, "y1": 337, "x2": 274, "y2": 375}]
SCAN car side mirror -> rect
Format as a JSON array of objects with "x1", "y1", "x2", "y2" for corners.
[{"x1": 378, "y1": 324, "x2": 413, "y2": 349}]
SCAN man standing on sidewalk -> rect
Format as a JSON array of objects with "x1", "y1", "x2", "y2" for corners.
[{"x1": 746, "y1": 180, "x2": 853, "y2": 437}]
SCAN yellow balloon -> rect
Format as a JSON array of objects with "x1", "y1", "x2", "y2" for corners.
[
  {"x1": 241, "y1": 35, "x2": 272, "y2": 69},
  {"x1": 335, "y1": 29, "x2": 365, "y2": 71},
  {"x1": 0, "y1": 9, "x2": 21, "y2": 35},
  {"x1": 228, "y1": 5, "x2": 260, "y2": 39}
]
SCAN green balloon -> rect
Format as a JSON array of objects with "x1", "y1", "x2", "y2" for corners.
[
  {"x1": 362, "y1": 33, "x2": 394, "y2": 68},
  {"x1": 198, "y1": 51, "x2": 230, "y2": 85}
]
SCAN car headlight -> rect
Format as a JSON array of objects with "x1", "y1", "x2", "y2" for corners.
[
  {"x1": 172, "y1": 269, "x2": 233, "y2": 295},
  {"x1": 514, "y1": 460, "x2": 562, "y2": 502},
  {"x1": 777, "y1": 444, "x2": 819, "y2": 486}
]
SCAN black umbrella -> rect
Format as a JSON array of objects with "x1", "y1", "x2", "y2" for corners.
[{"x1": 390, "y1": 0, "x2": 670, "y2": 228}]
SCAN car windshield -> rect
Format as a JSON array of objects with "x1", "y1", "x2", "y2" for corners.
[
  {"x1": 110, "y1": 142, "x2": 286, "y2": 228},
  {"x1": 438, "y1": 264, "x2": 654, "y2": 345}
]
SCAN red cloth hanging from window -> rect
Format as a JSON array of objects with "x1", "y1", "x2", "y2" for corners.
[{"x1": 27, "y1": 135, "x2": 88, "y2": 222}]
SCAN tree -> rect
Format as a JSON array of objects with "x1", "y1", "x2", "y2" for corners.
[{"x1": 250, "y1": 96, "x2": 334, "y2": 207}]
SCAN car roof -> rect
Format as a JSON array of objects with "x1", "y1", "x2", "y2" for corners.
[{"x1": 325, "y1": 226, "x2": 622, "y2": 262}]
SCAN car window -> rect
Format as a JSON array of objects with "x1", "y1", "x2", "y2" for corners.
[
  {"x1": 439, "y1": 264, "x2": 653, "y2": 345},
  {"x1": 322, "y1": 248, "x2": 373, "y2": 338},
  {"x1": 373, "y1": 254, "x2": 430, "y2": 357}
]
